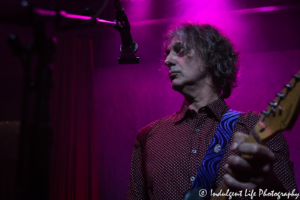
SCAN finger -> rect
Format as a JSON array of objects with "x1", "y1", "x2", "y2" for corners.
[
  {"x1": 223, "y1": 174, "x2": 257, "y2": 191},
  {"x1": 226, "y1": 156, "x2": 270, "y2": 181},
  {"x1": 227, "y1": 155, "x2": 273, "y2": 174},
  {"x1": 224, "y1": 163, "x2": 249, "y2": 181},
  {"x1": 227, "y1": 156, "x2": 252, "y2": 171},
  {"x1": 225, "y1": 162, "x2": 267, "y2": 184},
  {"x1": 224, "y1": 163, "x2": 249, "y2": 182},
  {"x1": 238, "y1": 143, "x2": 275, "y2": 162},
  {"x1": 224, "y1": 163, "x2": 234, "y2": 176},
  {"x1": 231, "y1": 132, "x2": 248, "y2": 151}
]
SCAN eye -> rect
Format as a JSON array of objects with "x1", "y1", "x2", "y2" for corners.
[{"x1": 173, "y1": 42, "x2": 184, "y2": 55}]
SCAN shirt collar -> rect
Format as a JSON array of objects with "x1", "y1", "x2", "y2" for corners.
[{"x1": 174, "y1": 98, "x2": 229, "y2": 123}]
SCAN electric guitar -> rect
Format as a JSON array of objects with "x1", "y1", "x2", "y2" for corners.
[{"x1": 211, "y1": 70, "x2": 300, "y2": 200}]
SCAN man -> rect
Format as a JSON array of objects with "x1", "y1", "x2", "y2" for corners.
[{"x1": 126, "y1": 22, "x2": 298, "y2": 199}]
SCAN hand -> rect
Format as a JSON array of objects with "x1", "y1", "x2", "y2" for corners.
[{"x1": 223, "y1": 132, "x2": 276, "y2": 191}]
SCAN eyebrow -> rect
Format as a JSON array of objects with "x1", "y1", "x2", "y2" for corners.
[
  {"x1": 173, "y1": 42, "x2": 182, "y2": 47},
  {"x1": 165, "y1": 42, "x2": 183, "y2": 55}
]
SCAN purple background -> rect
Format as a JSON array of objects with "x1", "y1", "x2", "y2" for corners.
[
  {"x1": 93, "y1": 2, "x2": 300, "y2": 199},
  {"x1": 0, "y1": 1, "x2": 300, "y2": 200}
]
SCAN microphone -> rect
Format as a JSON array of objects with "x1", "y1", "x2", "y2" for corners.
[{"x1": 114, "y1": 0, "x2": 139, "y2": 64}]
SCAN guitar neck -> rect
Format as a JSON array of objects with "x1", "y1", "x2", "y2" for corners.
[{"x1": 210, "y1": 70, "x2": 300, "y2": 200}]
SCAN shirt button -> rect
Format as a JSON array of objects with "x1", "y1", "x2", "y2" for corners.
[
  {"x1": 190, "y1": 176, "x2": 195, "y2": 182},
  {"x1": 214, "y1": 144, "x2": 221, "y2": 153},
  {"x1": 195, "y1": 128, "x2": 200, "y2": 132},
  {"x1": 192, "y1": 150, "x2": 197, "y2": 154}
]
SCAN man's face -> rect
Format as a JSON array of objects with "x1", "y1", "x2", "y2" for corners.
[{"x1": 164, "y1": 38, "x2": 208, "y2": 92}]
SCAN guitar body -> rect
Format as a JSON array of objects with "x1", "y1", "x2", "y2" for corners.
[{"x1": 183, "y1": 187, "x2": 206, "y2": 200}]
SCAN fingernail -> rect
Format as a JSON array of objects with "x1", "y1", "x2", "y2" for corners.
[{"x1": 231, "y1": 142, "x2": 238, "y2": 150}]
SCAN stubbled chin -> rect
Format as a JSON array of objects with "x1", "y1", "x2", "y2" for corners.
[{"x1": 171, "y1": 80, "x2": 183, "y2": 91}]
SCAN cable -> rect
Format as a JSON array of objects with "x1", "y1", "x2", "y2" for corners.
[
  {"x1": 91, "y1": 0, "x2": 109, "y2": 20},
  {"x1": 80, "y1": 0, "x2": 109, "y2": 26}
]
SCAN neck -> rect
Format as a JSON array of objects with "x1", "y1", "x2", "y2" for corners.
[{"x1": 181, "y1": 78, "x2": 220, "y2": 112}]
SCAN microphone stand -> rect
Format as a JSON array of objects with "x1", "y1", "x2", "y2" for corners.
[
  {"x1": 0, "y1": 1, "x2": 117, "y2": 27},
  {"x1": 0, "y1": 1, "x2": 136, "y2": 199},
  {"x1": 12, "y1": 19, "x2": 54, "y2": 200},
  {"x1": 114, "y1": 0, "x2": 139, "y2": 64}
]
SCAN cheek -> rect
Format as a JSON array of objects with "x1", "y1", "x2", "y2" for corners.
[
  {"x1": 183, "y1": 58, "x2": 199, "y2": 71},
  {"x1": 177, "y1": 56, "x2": 191, "y2": 67}
]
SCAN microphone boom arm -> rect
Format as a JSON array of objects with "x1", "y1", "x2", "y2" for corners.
[{"x1": 114, "y1": 0, "x2": 139, "y2": 64}]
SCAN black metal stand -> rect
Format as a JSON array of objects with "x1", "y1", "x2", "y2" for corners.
[
  {"x1": 9, "y1": 18, "x2": 55, "y2": 200},
  {"x1": 114, "y1": 0, "x2": 139, "y2": 64},
  {"x1": 1, "y1": 1, "x2": 137, "y2": 199}
]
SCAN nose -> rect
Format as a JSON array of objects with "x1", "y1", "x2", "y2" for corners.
[{"x1": 164, "y1": 54, "x2": 175, "y2": 68}]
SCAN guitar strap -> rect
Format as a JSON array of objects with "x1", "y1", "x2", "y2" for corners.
[{"x1": 184, "y1": 109, "x2": 241, "y2": 200}]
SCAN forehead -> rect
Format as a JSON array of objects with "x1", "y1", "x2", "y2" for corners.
[{"x1": 166, "y1": 37, "x2": 182, "y2": 50}]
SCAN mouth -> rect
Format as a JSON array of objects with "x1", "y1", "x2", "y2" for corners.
[
  {"x1": 169, "y1": 71, "x2": 179, "y2": 78},
  {"x1": 169, "y1": 72, "x2": 178, "y2": 81}
]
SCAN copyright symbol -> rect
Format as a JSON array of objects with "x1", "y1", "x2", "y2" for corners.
[{"x1": 199, "y1": 189, "x2": 207, "y2": 197}]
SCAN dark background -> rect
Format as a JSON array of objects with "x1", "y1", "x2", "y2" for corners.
[{"x1": 0, "y1": 0, "x2": 300, "y2": 199}]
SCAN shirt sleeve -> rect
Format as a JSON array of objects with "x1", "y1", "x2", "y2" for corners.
[
  {"x1": 265, "y1": 132, "x2": 299, "y2": 194},
  {"x1": 126, "y1": 120, "x2": 159, "y2": 200},
  {"x1": 126, "y1": 135, "x2": 149, "y2": 200}
]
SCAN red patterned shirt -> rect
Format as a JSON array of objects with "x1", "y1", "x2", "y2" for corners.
[{"x1": 126, "y1": 99, "x2": 298, "y2": 199}]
